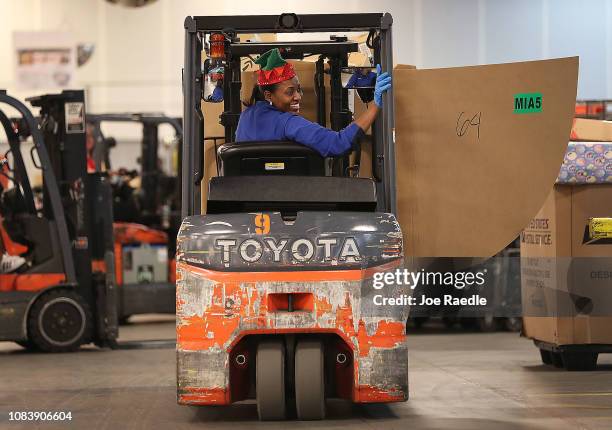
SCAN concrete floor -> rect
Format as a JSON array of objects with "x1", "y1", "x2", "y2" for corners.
[{"x1": 1, "y1": 317, "x2": 611, "y2": 429}]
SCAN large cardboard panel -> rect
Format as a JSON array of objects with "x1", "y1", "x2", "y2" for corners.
[{"x1": 394, "y1": 57, "x2": 579, "y2": 257}]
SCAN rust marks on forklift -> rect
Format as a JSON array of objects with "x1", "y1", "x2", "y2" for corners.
[
  {"x1": 176, "y1": 260, "x2": 409, "y2": 406},
  {"x1": 357, "y1": 385, "x2": 407, "y2": 403},
  {"x1": 356, "y1": 320, "x2": 405, "y2": 357},
  {"x1": 178, "y1": 387, "x2": 229, "y2": 405}
]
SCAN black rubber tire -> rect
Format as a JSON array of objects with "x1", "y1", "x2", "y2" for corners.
[
  {"x1": 256, "y1": 340, "x2": 286, "y2": 421},
  {"x1": 551, "y1": 351, "x2": 564, "y2": 368},
  {"x1": 295, "y1": 339, "x2": 326, "y2": 420},
  {"x1": 539, "y1": 349, "x2": 553, "y2": 365},
  {"x1": 27, "y1": 289, "x2": 92, "y2": 353},
  {"x1": 562, "y1": 351, "x2": 598, "y2": 371}
]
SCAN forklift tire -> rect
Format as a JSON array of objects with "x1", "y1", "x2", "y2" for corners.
[
  {"x1": 295, "y1": 339, "x2": 326, "y2": 420},
  {"x1": 27, "y1": 289, "x2": 92, "y2": 353},
  {"x1": 256, "y1": 340, "x2": 286, "y2": 420}
]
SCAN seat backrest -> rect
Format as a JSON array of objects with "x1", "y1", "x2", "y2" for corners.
[{"x1": 217, "y1": 141, "x2": 325, "y2": 176}]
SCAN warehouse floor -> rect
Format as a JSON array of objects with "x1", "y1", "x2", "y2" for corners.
[{"x1": 1, "y1": 316, "x2": 611, "y2": 429}]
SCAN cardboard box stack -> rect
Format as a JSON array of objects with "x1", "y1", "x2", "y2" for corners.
[{"x1": 521, "y1": 119, "x2": 612, "y2": 370}]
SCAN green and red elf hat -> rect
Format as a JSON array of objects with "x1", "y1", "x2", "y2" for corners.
[{"x1": 255, "y1": 48, "x2": 296, "y2": 86}]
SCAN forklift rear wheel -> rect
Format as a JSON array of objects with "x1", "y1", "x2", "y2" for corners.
[
  {"x1": 256, "y1": 340, "x2": 286, "y2": 420},
  {"x1": 27, "y1": 289, "x2": 92, "y2": 353},
  {"x1": 295, "y1": 339, "x2": 326, "y2": 420}
]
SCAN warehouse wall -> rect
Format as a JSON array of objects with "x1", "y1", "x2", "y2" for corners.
[
  {"x1": 1, "y1": 0, "x2": 611, "y2": 110},
  {"x1": 0, "y1": 0, "x2": 611, "y2": 168}
]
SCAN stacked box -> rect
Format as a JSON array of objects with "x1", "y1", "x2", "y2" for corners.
[{"x1": 521, "y1": 185, "x2": 612, "y2": 345}]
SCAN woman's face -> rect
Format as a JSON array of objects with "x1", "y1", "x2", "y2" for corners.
[{"x1": 265, "y1": 76, "x2": 302, "y2": 113}]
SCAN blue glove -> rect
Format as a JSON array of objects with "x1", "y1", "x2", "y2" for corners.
[{"x1": 374, "y1": 64, "x2": 392, "y2": 107}]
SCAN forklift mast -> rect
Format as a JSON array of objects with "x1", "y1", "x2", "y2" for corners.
[
  {"x1": 86, "y1": 113, "x2": 183, "y2": 249},
  {"x1": 28, "y1": 91, "x2": 95, "y2": 303},
  {"x1": 26, "y1": 91, "x2": 118, "y2": 345},
  {"x1": 182, "y1": 13, "x2": 396, "y2": 218},
  {"x1": 86, "y1": 114, "x2": 183, "y2": 215}
]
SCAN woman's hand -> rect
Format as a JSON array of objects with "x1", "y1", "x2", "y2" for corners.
[{"x1": 374, "y1": 64, "x2": 392, "y2": 107}]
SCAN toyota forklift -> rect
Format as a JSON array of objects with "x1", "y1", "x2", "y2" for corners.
[
  {"x1": 0, "y1": 90, "x2": 118, "y2": 352},
  {"x1": 177, "y1": 13, "x2": 407, "y2": 420},
  {"x1": 0, "y1": 90, "x2": 177, "y2": 351}
]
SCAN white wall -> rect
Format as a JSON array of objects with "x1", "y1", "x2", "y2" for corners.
[{"x1": 0, "y1": 0, "x2": 611, "y2": 157}]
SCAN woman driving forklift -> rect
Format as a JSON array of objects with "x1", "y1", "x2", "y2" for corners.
[{"x1": 236, "y1": 48, "x2": 391, "y2": 157}]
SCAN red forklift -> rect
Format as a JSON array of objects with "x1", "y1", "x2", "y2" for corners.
[{"x1": 177, "y1": 13, "x2": 407, "y2": 420}]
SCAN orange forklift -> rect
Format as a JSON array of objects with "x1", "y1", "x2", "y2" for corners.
[
  {"x1": 0, "y1": 90, "x2": 118, "y2": 351},
  {"x1": 0, "y1": 90, "x2": 174, "y2": 351},
  {"x1": 177, "y1": 13, "x2": 407, "y2": 420}
]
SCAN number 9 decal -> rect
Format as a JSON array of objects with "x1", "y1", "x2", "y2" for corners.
[{"x1": 255, "y1": 213, "x2": 270, "y2": 235}]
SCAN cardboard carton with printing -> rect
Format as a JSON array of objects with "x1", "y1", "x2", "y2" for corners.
[
  {"x1": 521, "y1": 117, "x2": 612, "y2": 368},
  {"x1": 521, "y1": 185, "x2": 612, "y2": 350}
]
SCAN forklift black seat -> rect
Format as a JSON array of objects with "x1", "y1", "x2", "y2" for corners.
[{"x1": 217, "y1": 140, "x2": 325, "y2": 176}]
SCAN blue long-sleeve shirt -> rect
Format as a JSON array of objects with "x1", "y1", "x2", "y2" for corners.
[{"x1": 235, "y1": 101, "x2": 361, "y2": 157}]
